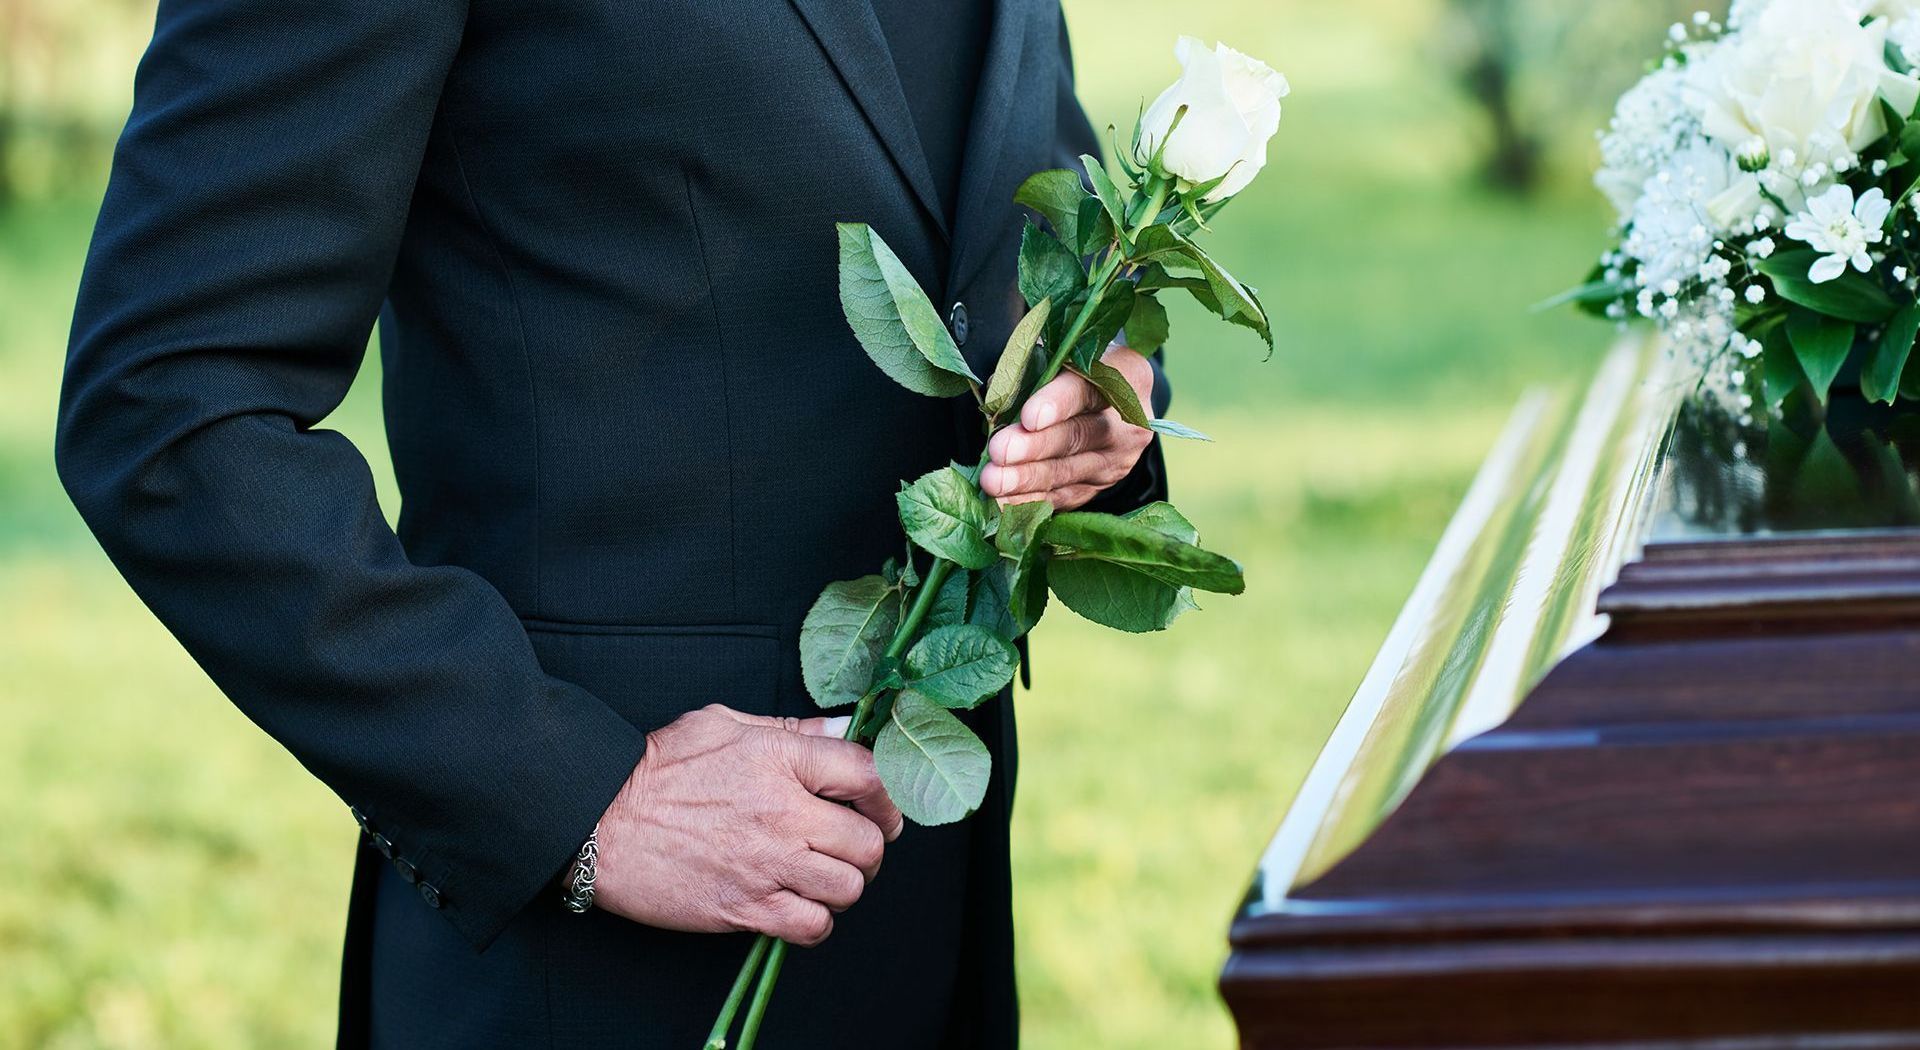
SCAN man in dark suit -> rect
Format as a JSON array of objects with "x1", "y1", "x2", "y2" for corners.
[{"x1": 56, "y1": 0, "x2": 1168, "y2": 1045}]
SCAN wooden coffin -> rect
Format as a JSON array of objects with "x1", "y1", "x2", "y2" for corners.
[{"x1": 1222, "y1": 337, "x2": 1920, "y2": 1049}]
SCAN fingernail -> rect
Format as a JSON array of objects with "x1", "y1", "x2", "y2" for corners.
[
  {"x1": 823, "y1": 716, "x2": 852, "y2": 737},
  {"x1": 1034, "y1": 405, "x2": 1057, "y2": 429}
]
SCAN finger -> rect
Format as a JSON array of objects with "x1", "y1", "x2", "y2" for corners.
[
  {"x1": 778, "y1": 851, "x2": 867, "y2": 913},
  {"x1": 782, "y1": 737, "x2": 905, "y2": 842},
  {"x1": 1046, "y1": 484, "x2": 1102, "y2": 511},
  {"x1": 718, "y1": 708, "x2": 848, "y2": 739},
  {"x1": 987, "y1": 412, "x2": 1116, "y2": 468},
  {"x1": 755, "y1": 890, "x2": 835, "y2": 947},
  {"x1": 1099, "y1": 344, "x2": 1156, "y2": 401},
  {"x1": 1020, "y1": 370, "x2": 1107, "y2": 432},
  {"x1": 802, "y1": 799, "x2": 887, "y2": 881},
  {"x1": 981, "y1": 449, "x2": 1128, "y2": 499}
]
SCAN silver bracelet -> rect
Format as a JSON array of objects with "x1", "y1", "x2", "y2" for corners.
[{"x1": 561, "y1": 826, "x2": 598, "y2": 914}]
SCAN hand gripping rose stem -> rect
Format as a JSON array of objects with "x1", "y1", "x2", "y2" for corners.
[
  {"x1": 704, "y1": 177, "x2": 1170, "y2": 1050},
  {"x1": 704, "y1": 561, "x2": 957, "y2": 1050}
]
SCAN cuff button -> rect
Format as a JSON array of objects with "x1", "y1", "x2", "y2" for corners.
[{"x1": 417, "y1": 882, "x2": 443, "y2": 909}]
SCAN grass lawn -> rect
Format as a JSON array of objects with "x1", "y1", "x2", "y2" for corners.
[{"x1": 0, "y1": 0, "x2": 1616, "y2": 1046}]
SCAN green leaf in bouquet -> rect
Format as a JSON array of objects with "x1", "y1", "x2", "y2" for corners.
[
  {"x1": 1075, "y1": 196, "x2": 1116, "y2": 256},
  {"x1": 1072, "y1": 282, "x2": 1136, "y2": 372},
  {"x1": 1865, "y1": 302, "x2": 1920, "y2": 404},
  {"x1": 925, "y1": 565, "x2": 972, "y2": 630},
  {"x1": 897, "y1": 466, "x2": 999, "y2": 569},
  {"x1": 1018, "y1": 221, "x2": 1086, "y2": 310},
  {"x1": 903, "y1": 624, "x2": 1019, "y2": 709},
  {"x1": 1757, "y1": 250, "x2": 1898, "y2": 323},
  {"x1": 995, "y1": 497, "x2": 1053, "y2": 560},
  {"x1": 1080, "y1": 153, "x2": 1125, "y2": 230},
  {"x1": 874, "y1": 691, "x2": 992, "y2": 826},
  {"x1": 1073, "y1": 360, "x2": 1152, "y2": 428},
  {"x1": 1148, "y1": 419, "x2": 1212, "y2": 441},
  {"x1": 1014, "y1": 169, "x2": 1090, "y2": 249},
  {"x1": 1536, "y1": 263, "x2": 1634, "y2": 318},
  {"x1": 1041, "y1": 505, "x2": 1245, "y2": 594},
  {"x1": 1124, "y1": 292, "x2": 1170, "y2": 355},
  {"x1": 800, "y1": 575, "x2": 903, "y2": 708},
  {"x1": 983, "y1": 298, "x2": 1050, "y2": 420},
  {"x1": 837, "y1": 223, "x2": 978, "y2": 397},
  {"x1": 1785, "y1": 307, "x2": 1856, "y2": 402},
  {"x1": 1760, "y1": 324, "x2": 1810, "y2": 410},
  {"x1": 1901, "y1": 119, "x2": 1920, "y2": 168}
]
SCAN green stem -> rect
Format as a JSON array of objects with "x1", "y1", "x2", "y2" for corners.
[
  {"x1": 1032, "y1": 176, "x2": 1172, "y2": 394},
  {"x1": 887, "y1": 559, "x2": 955, "y2": 662},
  {"x1": 704, "y1": 934, "x2": 773, "y2": 1049},
  {"x1": 734, "y1": 938, "x2": 789, "y2": 1050}
]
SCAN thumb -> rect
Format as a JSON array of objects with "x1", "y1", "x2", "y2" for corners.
[{"x1": 717, "y1": 707, "x2": 852, "y2": 739}]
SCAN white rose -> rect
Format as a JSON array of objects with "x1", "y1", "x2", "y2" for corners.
[
  {"x1": 1137, "y1": 37, "x2": 1288, "y2": 202},
  {"x1": 1686, "y1": 0, "x2": 1920, "y2": 184}
]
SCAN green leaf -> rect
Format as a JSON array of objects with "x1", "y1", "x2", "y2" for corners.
[
  {"x1": 1073, "y1": 281, "x2": 1135, "y2": 372},
  {"x1": 925, "y1": 565, "x2": 971, "y2": 630},
  {"x1": 837, "y1": 223, "x2": 978, "y2": 397},
  {"x1": 897, "y1": 466, "x2": 998, "y2": 569},
  {"x1": 1124, "y1": 292, "x2": 1170, "y2": 355},
  {"x1": 1048, "y1": 557, "x2": 1195, "y2": 633},
  {"x1": 1757, "y1": 250, "x2": 1898, "y2": 323},
  {"x1": 1080, "y1": 154, "x2": 1125, "y2": 229},
  {"x1": 1075, "y1": 360, "x2": 1152, "y2": 428},
  {"x1": 1785, "y1": 307, "x2": 1856, "y2": 402},
  {"x1": 874, "y1": 691, "x2": 992, "y2": 826},
  {"x1": 968, "y1": 557, "x2": 1046, "y2": 640},
  {"x1": 800, "y1": 576, "x2": 902, "y2": 708},
  {"x1": 1044, "y1": 503, "x2": 1204, "y2": 634},
  {"x1": 1901, "y1": 120, "x2": 1920, "y2": 166},
  {"x1": 1148, "y1": 419, "x2": 1211, "y2": 441},
  {"x1": 903, "y1": 624, "x2": 1019, "y2": 709},
  {"x1": 1126, "y1": 227, "x2": 1272, "y2": 353},
  {"x1": 994, "y1": 499, "x2": 1053, "y2": 632},
  {"x1": 1760, "y1": 324, "x2": 1809, "y2": 410},
  {"x1": 1013, "y1": 168, "x2": 1089, "y2": 250},
  {"x1": 983, "y1": 298, "x2": 1050, "y2": 420},
  {"x1": 994, "y1": 498, "x2": 1054, "y2": 560},
  {"x1": 1041, "y1": 507, "x2": 1245, "y2": 594},
  {"x1": 1018, "y1": 221, "x2": 1086, "y2": 310},
  {"x1": 1075, "y1": 196, "x2": 1116, "y2": 256},
  {"x1": 1865, "y1": 302, "x2": 1920, "y2": 404}
]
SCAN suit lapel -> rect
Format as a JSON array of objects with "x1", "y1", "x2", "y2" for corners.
[
  {"x1": 946, "y1": 0, "x2": 1035, "y2": 294},
  {"x1": 788, "y1": 0, "x2": 949, "y2": 242}
]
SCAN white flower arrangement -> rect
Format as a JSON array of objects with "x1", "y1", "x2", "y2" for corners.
[{"x1": 1567, "y1": 0, "x2": 1920, "y2": 417}]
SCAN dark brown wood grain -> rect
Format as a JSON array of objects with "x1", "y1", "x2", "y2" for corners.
[{"x1": 1223, "y1": 528, "x2": 1920, "y2": 1048}]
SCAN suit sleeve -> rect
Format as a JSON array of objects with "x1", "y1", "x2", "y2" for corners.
[
  {"x1": 1053, "y1": 8, "x2": 1171, "y2": 514},
  {"x1": 55, "y1": 0, "x2": 645, "y2": 950}
]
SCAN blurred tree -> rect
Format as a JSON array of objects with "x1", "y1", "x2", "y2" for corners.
[
  {"x1": 0, "y1": 0, "x2": 154, "y2": 202},
  {"x1": 1441, "y1": 0, "x2": 1727, "y2": 195}
]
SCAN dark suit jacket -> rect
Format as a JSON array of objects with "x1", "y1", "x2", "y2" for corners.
[{"x1": 57, "y1": 0, "x2": 1167, "y2": 1045}]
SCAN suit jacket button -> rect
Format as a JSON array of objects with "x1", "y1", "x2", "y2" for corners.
[
  {"x1": 393, "y1": 858, "x2": 417, "y2": 884},
  {"x1": 948, "y1": 301, "x2": 970, "y2": 346},
  {"x1": 418, "y1": 882, "x2": 443, "y2": 909},
  {"x1": 371, "y1": 834, "x2": 395, "y2": 859}
]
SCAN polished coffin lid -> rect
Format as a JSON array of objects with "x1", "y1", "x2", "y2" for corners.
[
  {"x1": 1223, "y1": 334, "x2": 1920, "y2": 1046},
  {"x1": 1240, "y1": 336, "x2": 1920, "y2": 916}
]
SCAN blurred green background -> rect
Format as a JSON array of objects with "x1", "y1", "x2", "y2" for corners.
[{"x1": 0, "y1": 0, "x2": 1703, "y2": 1046}]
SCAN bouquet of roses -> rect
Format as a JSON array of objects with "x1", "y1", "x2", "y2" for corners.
[
  {"x1": 701, "y1": 36, "x2": 1288, "y2": 1050},
  {"x1": 1564, "y1": 0, "x2": 1920, "y2": 420}
]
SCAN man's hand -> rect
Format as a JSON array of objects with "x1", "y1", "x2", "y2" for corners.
[
  {"x1": 591, "y1": 705, "x2": 903, "y2": 947},
  {"x1": 980, "y1": 344, "x2": 1154, "y2": 510}
]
